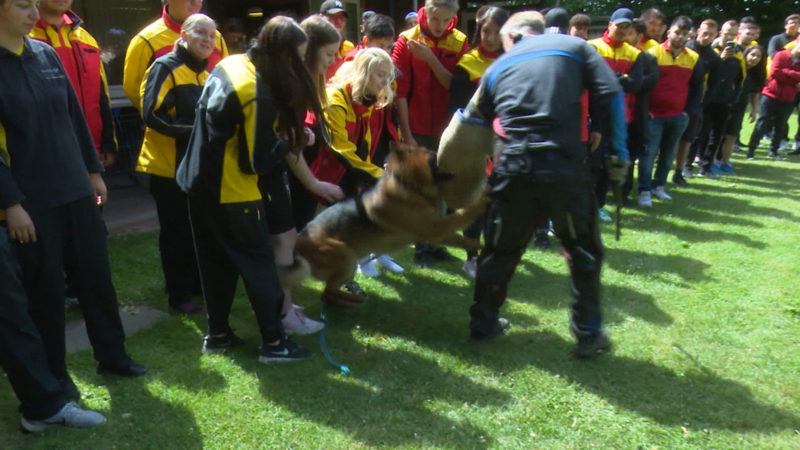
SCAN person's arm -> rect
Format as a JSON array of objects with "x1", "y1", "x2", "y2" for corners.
[
  {"x1": 391, "y1": 35, "x2": 417, "y2": 146},
  {"x1": 448, "y1": 65, "x2": 472, "y2": 114},
  {"x1": 140, "y1": 61, "x2": 193, "y2": 140},
  {"x1": 285, "y1": 151, "x2": 344, "y2": 203},
  {"x1": 407, "y1": 39, "x2": 454, "y2": 89},
  {"x1": 0, "y1": 122, "x2": 27, "y2": 233},
  {"x1": 621, "y1": 51, "x2": 645, "y2": 94},
  {"x1": 684, "y1": 61, "x2": 705, "y2": 116},
  {"x1": 97, "y1": 60, "x2": 117, "y2": 167},
  {"x1": 772, "y1": 53, "x2": 800, "y2": 83},
  {"x1": 748, "y1": 92, "x2": 759, "y2": 122},
  {"x1": 123, "y1": 35, "x2": 154, "y2": 110}
]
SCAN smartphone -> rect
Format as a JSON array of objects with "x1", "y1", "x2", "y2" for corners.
[{"x1": 726, "y1": 40, "x2": 736, "y2": 47}]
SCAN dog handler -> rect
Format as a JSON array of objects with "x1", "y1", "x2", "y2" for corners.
[
  {"x1": 466, "y1": 11, "x2": 628, "y2": 358},
  {"x1": 176, "y1": 16, "x2": 319, "y2": 362}
]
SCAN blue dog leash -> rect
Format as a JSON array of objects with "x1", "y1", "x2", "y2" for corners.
[{"x1": 319, "y1": 301, "x2": 350, "y2": 375}]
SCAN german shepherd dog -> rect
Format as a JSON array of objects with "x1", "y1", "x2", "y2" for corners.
[{"x1": 295, "y1": 144, "x2": 490, "y2": 306}]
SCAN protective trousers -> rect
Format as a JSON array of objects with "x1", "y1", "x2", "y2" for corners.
[{"x1": 470, "y1": 151, "x2": 604, "y2": 339}]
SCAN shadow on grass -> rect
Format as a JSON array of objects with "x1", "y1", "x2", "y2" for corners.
[
  {"x1": 225, "y1": 341, "x2": 504, "y2": 448},
  {"x1": 603, "y1": 247, "x2": 714, "y2": 287}
]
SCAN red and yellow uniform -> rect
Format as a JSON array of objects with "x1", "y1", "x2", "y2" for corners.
[
  {"x1": 641, "y1": 38, "x2": 660, "y2": 52},
  {"x1": 29, "y1": 10, "x2": 116, "y2": 156},
  {"x1": 311, "y1": 84, "x2": 395, "y2": 188},
  {"x1": 588, "y1": 30, "x2": 641, "y2": 123},
  {"x1": 123, "y1": 6, "x2": 227, "y2": 110},
  {"x1": 392, "y1": 7, "x2": 468, "y2": 137},
  {"x1": 648, "y1": 41, "x2": 700, "y2": 118}
]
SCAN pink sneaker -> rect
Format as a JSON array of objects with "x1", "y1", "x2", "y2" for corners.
[{"x1": 282, "y1": 306, "x2": 324, "y2": 335}]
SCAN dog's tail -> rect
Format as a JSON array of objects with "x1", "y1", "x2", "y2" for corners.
[{"x1": 278, "y1": 255, "x2": 311, "y2": 290}]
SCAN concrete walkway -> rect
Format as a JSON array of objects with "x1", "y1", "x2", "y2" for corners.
[{"x1": 66, "y1": 306, "x2": 169, "y2": 353}]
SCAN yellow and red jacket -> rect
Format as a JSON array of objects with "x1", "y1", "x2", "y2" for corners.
[
  {"x1": 29, "y1": 11, "x2": 116, "y2": 156},
  {"x1": 176, "y1": 53, "x2": 288, "y2": 205},
  {"x1": 123, "y1": 6, "x2": 227, "y2": 110},
  {"x1": 325, "y1": 39, "x2": 355, "y2": 82},
  {"x1": 588, "y1": 30, "x2": 642, "y2": 123},
  {"x1": 392, "y1": 7, "x2": 468, "y2": 137},
  {"x1": 138, "y1": 44, "x2": 208, "y2": 179},
  {"x1": 648, "y1": 41, "x2": 701, "y2": 118},
  {"x1": 310, "y1": 84, "x2": 396, "y2": 186},
  {"x1": 641, "y1": 38, "x2": 660, "y2": 52}
]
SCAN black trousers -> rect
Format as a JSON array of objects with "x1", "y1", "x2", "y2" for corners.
[
  {"x1": 13, "y1": 196, "x2": 128, "y2": 380},
  {"x1": 0, "y1": 226, "x2": 65, "y2": 420},
  {"x1": 188, "y1": 197, "x2": 284, "y2": 343},
  {"x1": 698, "y1": 103, "x2": 732, "y2": 169},
  {"x1": 623, "y1": 121, "x2": 645, "y2": 199},
  {"x1": 470, "y1": 152, "x2": 604, "y2": 339},
  {"x1": 749, "y1": 95, "x2": 795, "y2": 154},
  {"x1": 150, "y1": 175, "x2": 201, "y2": 306}
]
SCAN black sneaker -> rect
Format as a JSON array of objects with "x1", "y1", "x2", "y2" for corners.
[
  {"x1": 469, "y1": 318, "x2": 510, "y2": 341},
  {"x1": 202, "y1": 331, "x2": 244, "y2": 353},
  {"x1": 258, "y1": 337, "x2": 311, "y2": 362},
  {"x1": 429, "y1": 245, "x2": 458, "y2": 262},
  {"x1": 672, "y1": 171, "x2": 688, "y2": 186},
  {"x1": 96, "y1": 357, "x2": 148, "y2": 377},
  {"x1": 575, "y1": 329, "x2": 611, "y2": 359}
]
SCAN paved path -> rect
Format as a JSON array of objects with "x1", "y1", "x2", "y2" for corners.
[{"x1": 66, "y1": 306, "x2": 169, "y2": 352}]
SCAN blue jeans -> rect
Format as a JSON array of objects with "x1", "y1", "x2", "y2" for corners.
[{"x1": 639, "y1": 113, "x2": 690, "y2": 192}]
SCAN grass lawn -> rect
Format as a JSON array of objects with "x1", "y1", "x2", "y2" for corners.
[{"x1": 2, "y1": 119, "x2": 800, "y2": 448}]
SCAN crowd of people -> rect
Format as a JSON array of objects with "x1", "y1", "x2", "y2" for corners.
[{"x1": 2, "y1": 0, "x2": 800, "y2": 433}]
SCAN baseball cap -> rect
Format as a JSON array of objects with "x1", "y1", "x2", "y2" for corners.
[
  {"x1": 610, "y1": 8, "x2": 635, "y2": 25},
  {"x1": 320, "y1": 0, "x2": 347, "y2": 16}
]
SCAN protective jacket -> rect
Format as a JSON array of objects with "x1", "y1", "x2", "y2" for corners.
[
  {"x1": 477, "y1": 34, "x2": 626, "y2": 161},
  {"x1": 311, "y1": 84, "x2": 395, "y2": 186},
  {"x1": 176, "y1": 53, "x2": 288, "y2": 205},
  {"x1": 703, "y1": 44, "x2": 745, "y2": 105},
  {"x1": 0, "y1": 38, "x2": 102, "y2": 219},
  {"x1": 762, "y1": 49, "x2": 800, "y2": 102},
  {"x1": 648, "y1": 41, "x2": 703, "y2": 118},
  {"x1": 392, "y1": 7, "x2": 468, "y2": 137},
  {"x1": 29, "y1": 10, "x2": 116, "y2": 156},
  {"x1": 138, "y1": 44, "x2": 208, "y2": 178},
  {"x1": 123, "y1": 6, "x2": 227, "y2": 109}
]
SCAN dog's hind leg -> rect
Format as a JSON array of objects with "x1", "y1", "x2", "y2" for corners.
[{"x1": 320, "y1": 256, "x2": 366, "y2": 307}]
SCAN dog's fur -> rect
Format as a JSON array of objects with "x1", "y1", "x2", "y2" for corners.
[
  {"x1": 295, "y1": 144, "x2": 489, "y2": 306},
  {"x1": 436, "y1": 107, "x2": 496, "y2": 208}
]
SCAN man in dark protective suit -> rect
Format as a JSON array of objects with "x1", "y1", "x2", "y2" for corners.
[{"x1": 466, "y1": 11, "x2": 629, "y2": 358}]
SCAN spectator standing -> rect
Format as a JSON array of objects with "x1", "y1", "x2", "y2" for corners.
[
  {"x1": 639, "y1": 16, "x2": 703, "y2": 207},
  {"x1": 176, "y1": 16, "x2": 320, "y2": 361},
  {"x1": 392, "y1": 0, "x2": 468, "y2": 267},
  {"x1": 569, "y1": 13, "x2": 591, "y2": 40},
  {"x1": 321, "y1": 0, "x2": 354, "y2": 81},
  {"x1": 728, "y1": 45, "x2": 766, "y2": 157},
  {"x1": 640, "y1": 8, "x2": 667, "y2": 51},
  {"x1": 123, "y1": 0, "x2": 227, "y2": 109},
  {"x1": 745, "y1": 45, "x2": 800, "y2": 159},
  {"x1": 30, "y1": 0, "x2": 116, "y2": 166},
  {"x1": 768, "y1": 14, "x2": 800, "y2": 57},
  {"x1": 138, "y1": 14, "x2": 217, "y2": 313},
  {"x1": 0, "y1": 0, "x2": 147, "y2": 385}
]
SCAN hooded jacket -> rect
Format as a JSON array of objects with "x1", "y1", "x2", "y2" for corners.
[
  {"x1": 123, "y1": 6, "x2": 227, "y2": 109},
  {"x1": 392, "y1": 7, "x2": 468, "y2": 137},
  {"x1": 29, "y1": 10, "x2": 116, "y2": 156}
]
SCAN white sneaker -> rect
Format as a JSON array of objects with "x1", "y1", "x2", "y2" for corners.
[
  {"x1": 638, "y1": 191, "x2": 652, "y2": 208},
  {"x1": 652, "y1": 186, "x2": 672, "y2": 200},
  {"x1": 21, "y1": 401, "x2": 106, "y2": 433},
  {"x1": 282, "y1": 305, "x2": 324, "y2": 335},
  {"x1": 374, "y1": 254, "x2": 404, "y2": 273},
  {"x1": 779, "y1": 139, "x2": 790, "y2": 151},
  {"x1": 682, "y1": 167, "x2": 693, "y2": 179},
  {"x1": 356, "y1": 257, "x2": 379, "y2": 277},
  {"x1": 462, "y1": 256, "x2": 478, "y2": 279}
]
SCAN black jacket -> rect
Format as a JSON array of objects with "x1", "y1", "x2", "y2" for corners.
[{"x1": 0, "y1": 38, "x2": 102, "y2": 213}]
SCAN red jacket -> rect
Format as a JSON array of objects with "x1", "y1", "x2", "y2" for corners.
[
  {"x1": 392, "y1": 7, "x2": 468, "y2": 137},
  {"x1": 30, "y1": 11, "x2": 115, "y2": 155},
  {"x1": 763, "y1": 49, "x2": 800, "y2": 102}
]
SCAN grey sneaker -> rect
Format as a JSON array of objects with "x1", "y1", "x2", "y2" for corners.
[{"x1": 21, "y1": 402, "x2": 106, "y2": 433}]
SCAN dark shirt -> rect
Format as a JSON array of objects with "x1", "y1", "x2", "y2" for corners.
[
  {"x1": 768, "y1": 33, "x2": 797, "y2": 57},
  {"x1": 477, "y1": 33, "x2": 622, "y2": 160},
  {"x1": 0, "y1": 38, "x2": 101, "y2": 212}
]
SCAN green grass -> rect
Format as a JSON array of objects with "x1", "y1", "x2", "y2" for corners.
[{"x1": 2, "y1": 119, "x2": 800, "y2": 448}]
